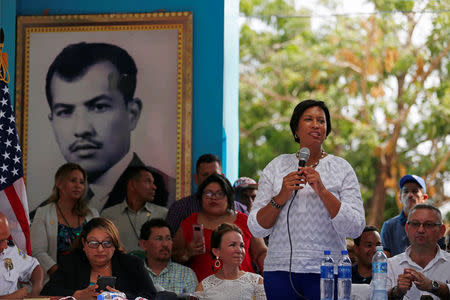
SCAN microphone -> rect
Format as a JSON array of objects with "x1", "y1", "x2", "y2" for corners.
[
  {"x1": 293, "y1": 147, "x2": 310, "y2": 197},
  {"x1": 298, "y1": 147, "x2": 310, "y2": 168}
]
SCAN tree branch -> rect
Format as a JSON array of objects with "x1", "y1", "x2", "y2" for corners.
[{"x1": 240, "y1": 74, "x2": 300, "y2": 104}]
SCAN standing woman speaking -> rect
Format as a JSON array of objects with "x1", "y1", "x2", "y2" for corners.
[{"x1": 247, "y1": 99, "x2": 365, "y2": 299}]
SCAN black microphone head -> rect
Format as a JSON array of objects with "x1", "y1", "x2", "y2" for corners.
[{"x1": 298, "y1": 147, "x2": 310, "y2": 167}]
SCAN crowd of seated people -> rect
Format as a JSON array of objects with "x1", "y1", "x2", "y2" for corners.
[{"x1": 2, "y1": 153, "x2": 450, "y2": 300}]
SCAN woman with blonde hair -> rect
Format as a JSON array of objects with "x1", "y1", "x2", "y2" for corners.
[{"x1": 31, "y1": 163, "x2": 98, "y2": 279}]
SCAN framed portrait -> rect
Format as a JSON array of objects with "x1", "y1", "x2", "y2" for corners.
[{"x1": 15, "y1": 12, "x2": 192, "y2": 211}]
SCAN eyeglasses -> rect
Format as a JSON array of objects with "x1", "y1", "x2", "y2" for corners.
[
  {"x1": 407, "y1": 221, "x2": 442, "y2": 230},
  {"x1": 86, "y1": 240, "x2": 114, "y2": 249},
  {"x1": 203, "y1": 191, "x2": 226, "y2": 199}
]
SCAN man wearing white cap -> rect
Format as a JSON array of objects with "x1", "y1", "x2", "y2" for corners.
[
  {"x1": 233, "y1": 177, "x2": 258, "y2": 215},
  {"x1": 381, "y1": 174, "x2": 428, "y2": 257}
]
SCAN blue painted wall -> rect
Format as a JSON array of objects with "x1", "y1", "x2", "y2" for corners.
[
  {"x1": 0, "y1": 0, "x2": 16, "y2": 103},
  {"x1": 0, "y1": 0, "x2": 239, "y2": 192}
]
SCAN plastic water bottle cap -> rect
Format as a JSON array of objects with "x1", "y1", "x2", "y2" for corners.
[
  {"x1": 341, "y1": 250, "x2": 348, "y2": 255},
  {"x1": 376, "y1": 246, "x2": 383, "y2": 251},
  {"x1": 324, "y1": 250, "x2": 331, "y2": 255}
]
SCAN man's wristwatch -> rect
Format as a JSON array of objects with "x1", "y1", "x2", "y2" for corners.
[
  {"x1": 430, "y1": 280, "x2": 439, "y2": 293},
  {"x1": 391, "y1": 286, "x2": 404, "y2": 299}
]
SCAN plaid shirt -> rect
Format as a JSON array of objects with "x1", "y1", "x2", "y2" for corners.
[
  {"x1": 166, "y1": 195, "x2": 200, "y2": 235},
  {"x1": 145, "y1": 260, "x2": 198, "y2": 294}
]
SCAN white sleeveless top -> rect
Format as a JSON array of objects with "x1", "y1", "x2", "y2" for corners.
[{"x1": 195, "y1": 272, "x2": 266, "y2": 300}]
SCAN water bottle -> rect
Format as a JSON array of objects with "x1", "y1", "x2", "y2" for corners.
[
  {"x1": 337, "y1": 250, "x2": 352, "y2": 300},
  {"x1": 97, "y1": 291, "x2": 126, "y2": 300},
  {"x1": 372, "y1": 245, "x2": 388, "y2": 300},
  {"x1": 320, "y1": 250, "x2": 335, "y2": 300}
]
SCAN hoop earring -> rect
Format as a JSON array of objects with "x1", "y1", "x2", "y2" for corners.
[
  {"x1": 215, "y1": 256, "x2": 222, "y2": 269},
  {"x1": 294, "y1": 133, "x2": 298, "y2": 139}
]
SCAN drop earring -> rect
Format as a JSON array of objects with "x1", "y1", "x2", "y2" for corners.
[{"x1": 215, "y1": 256, "x2": 222, "y2": 269}]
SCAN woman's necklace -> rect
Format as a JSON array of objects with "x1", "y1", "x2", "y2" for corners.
[
  {"x1": 56, "y1": 203, "x2": 80, "y2": 228},
  {"x1": 92, "y1": 264, "x2": 112, "y2": 279},
  {"x1": 296, "y1": 149, "x2": 327, "y2": 168},
  {"x1": 216, "y1": 268, "x2": 242, "y2": 280}
]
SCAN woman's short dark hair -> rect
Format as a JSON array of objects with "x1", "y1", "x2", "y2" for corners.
[
  {"x1": 73, "y1": 217, "x2": 125, "y2": 252},
  {"x1": 289, "y1": 99, "x2": 332, "y2": 143},
  {"x1": 210, "y1": 223, "x2": 243, "y2": 258},
  {"x1": 196, "y1": 173, "x2": 235, "y2": 211}
]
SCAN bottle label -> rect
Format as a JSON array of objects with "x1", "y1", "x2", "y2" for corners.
[
  {"x1": 338, "y1": 265, "x2": 351, "y2": 278},
  {"x1": 372, "y1": 261, "x2": 387, "y2": 273},
  {"x1": 321, "y1": 265, "x2": 334, "y2": 279}
]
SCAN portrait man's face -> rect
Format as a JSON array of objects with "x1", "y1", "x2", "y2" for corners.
[{"x1": 48, "y1": 61, "x2": 141, "y2": 180}]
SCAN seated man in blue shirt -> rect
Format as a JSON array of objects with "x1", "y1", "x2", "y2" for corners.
[
  {"x1": 351, "y1": 226, "x2": 381, "y2": 284},
  {"x1": 139, "y1": 218, "x2": 197, "y2": 295}
]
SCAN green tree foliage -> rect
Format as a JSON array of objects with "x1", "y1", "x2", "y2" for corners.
[{"x1": 239, "y1": 0, "x2": 449, "y2": 226}]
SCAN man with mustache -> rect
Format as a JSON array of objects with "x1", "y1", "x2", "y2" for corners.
[
  {"x1": 386, "y1": 204, "x2": 449, "y2": 300},
  {"x1": 139, "y1": 218, "x2": 197, "y2": 295},
  {"x1": 101, "y1": 166, "x2": 168, "y2": 252},
  {"x1": 43, "y1": 42, "x2": 173, "y2": 213},
  {"x1": 381, "y1": 174, "x2": 429, "y2": 257}
]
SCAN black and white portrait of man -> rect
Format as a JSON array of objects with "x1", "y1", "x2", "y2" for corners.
[
  {"x1": 23, "y1": 28, "x2": 182, "y2": 213},
  {"x1": 45, "y1": 41, "x2": 176, "y2": 211}
]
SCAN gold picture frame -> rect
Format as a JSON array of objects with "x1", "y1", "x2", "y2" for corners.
[{"x1": 15, "y1": 12, "x2": 192, "y2": 211}]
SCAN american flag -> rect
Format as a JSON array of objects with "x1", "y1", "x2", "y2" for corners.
[{"x1": 0, "y1": 76, "x2": 31, "y2": 254}]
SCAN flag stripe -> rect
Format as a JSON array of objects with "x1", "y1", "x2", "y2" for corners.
[
  {"x1": 4, "y1": 183, "x2": 31, "y2": 253},
  {"x1": 0, "y1": 190, "x2": 27, "y2": 252},
  {"x1": 0, "y1": 64, "x2": 30, "y2": 254}
]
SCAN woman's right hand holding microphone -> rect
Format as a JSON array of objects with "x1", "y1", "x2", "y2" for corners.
[{"x1": 274, "y1": 170, "x2": 306, "y2": 205}]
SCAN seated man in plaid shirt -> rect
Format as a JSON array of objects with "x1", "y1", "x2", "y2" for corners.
[{"x1": 139, "y1": 218, "x2": 197, "y2": 295}]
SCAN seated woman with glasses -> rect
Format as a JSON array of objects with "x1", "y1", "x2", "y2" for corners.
[
  {"x1": 172, "y1": 174, "x2": 267, "y2": 282},
  {"x1": 41, "y1": 217, "x2": 157, "y2": 299}
]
